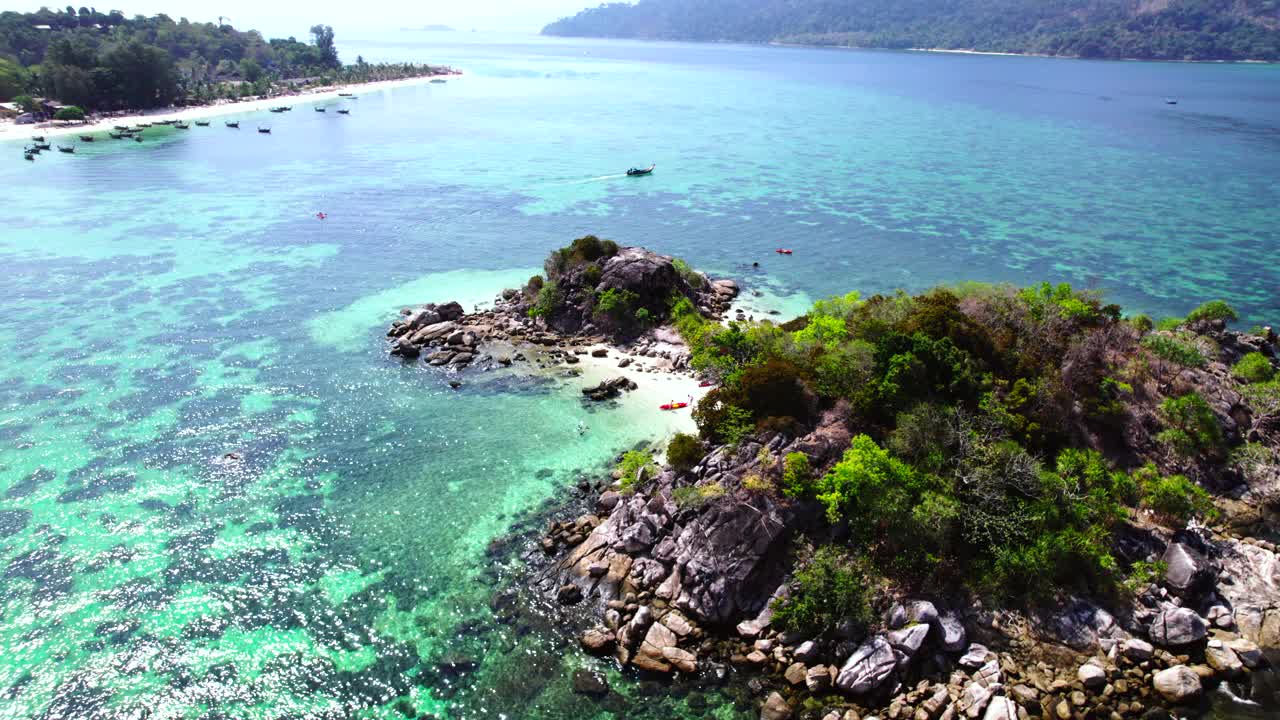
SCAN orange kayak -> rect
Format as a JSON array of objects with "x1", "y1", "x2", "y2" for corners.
[{"x1": 660, "y1": 402, "x2": 688, "y2": 411}]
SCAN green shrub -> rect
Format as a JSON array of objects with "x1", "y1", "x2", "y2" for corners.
[
  {"x1": 672, "y1": 482, "x2": 725, "y2": 509},
  {"x1": 1240, "y1": 381, "x2": 1280, "y2": 415},
  {"x1": 527, "y1": 274, "x2": 544, "y2": 292},
  {"x1": 1156, "y1": 393, "x2": 1223, "y2": 456},
  {"x1": 544, "y1": 235, "x2": 619, "y2": 276},
  {"x1": 781, "y1": 452, "x2": 812, "y2": 498},
  {"x1": 1232, "y1": 442, "x2": 1276, "y2": 480},
  {"x1": 666, "y1": 433, "x2": 703, "y2": 472},
  {"x1": 1156, "y1": 317, "x2": 1185, "y2": 332},
  {"x1": 1121, "y1": 560, "x2": 1168, "y2": 596},
  {"x1": 54, "y1": 105, "x2": 85, "y2": 121},
  {"x1": 594, "y1": 287, "x2": 639, "y2": 321},
  {"x1": 582, "y1": 262, "x2": 602, "y2": 286},
  {"x1": 616, "y1": 450, "x2": 658, "y2": 493},
  {"x1": 771, "y1": 545, "x2": 872, "y2": 636},
  {"x1": 672, "y1": 258, "x2": 704, "y2": 289},
  {"x1": 716, "y1": 405, "x2": 754, "y2": 446},
  {"x1": 812, "y1": 339, "x2": 876, "y2": 399},
  {"x1": 1185, "y1": 300, "x2": 1238, "y2": 325},
  {"x1": 528, "y1": 280, "x2": 563, "y2": 318},
  {"x1": 743, "y1": 473, "x2": 772, "y2": 493},
  {"x1": 816, "y1": 435, "x2": 928, "y2": 525},
  {"x1": 1138, "y1": 467, "x2": 1218, "y2": 524},
  {"x1": 1128, "y1": 314, "x2": 1154, "y2": 334},
  {"x1": 1233, "y1": 352, "x2": 1275, "y2": 383},
  {"x1": 1141, "y1": 334, "x2": 1206, "y2": 368},
  {"x1": 1017, "y1": 282, "x2": 1103, "y2": 322},
  {"x1": 635, "y1": 307, "x2": 652, "y2": 327}
]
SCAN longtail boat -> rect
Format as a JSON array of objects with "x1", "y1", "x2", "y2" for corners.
[
  {"x1": 58, "y1": 145, "x2": 76, "y2": 153},
  {"x1": 626, "y1": 164, "x2": 655, "y2": 176}
]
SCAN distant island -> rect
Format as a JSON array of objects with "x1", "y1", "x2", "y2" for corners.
[
  {"x1": 0, "y1": 9, "x2": 454, "y2": 117},
  {"x1": 542, "y1": 0, "x2": 1280, "y2": 62},
  {"x1": 403, "y1": 24, "x2": 457, "y2": 32}
]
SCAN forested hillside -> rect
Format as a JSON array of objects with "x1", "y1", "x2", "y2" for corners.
[
  {"x1": 542, "y1": 0, "x2": 1280, "y2": 61},
  {"x1": 0, "y1": 8, "x2": 445, "y2": 111}
]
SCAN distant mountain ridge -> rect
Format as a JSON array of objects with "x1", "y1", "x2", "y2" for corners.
[{"x1": 541, "y1": 0, "x2": 1280, "y2": 61}]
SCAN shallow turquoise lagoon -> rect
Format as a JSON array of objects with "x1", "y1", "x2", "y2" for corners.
[{"x1": 1, "y1": 33, "x2": 1277, "y2": 719}]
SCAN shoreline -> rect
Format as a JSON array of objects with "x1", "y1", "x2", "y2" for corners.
[
  {"x1": 761, "y1": 39, "x2": 1280, "y2": 63},
  {"x1": 0, "y1": 74, "x2": 459, "y2": 142}
]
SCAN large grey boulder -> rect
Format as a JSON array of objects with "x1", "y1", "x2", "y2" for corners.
[
  {"x1": 935, "y1": 611, "x2": 968, "y2": 652},
  {"x1": 760, "y1": 691, "x2": 792, "y2": 720},
  {"x1": 1152, "y1": 665, "x2": 1202, "y2": 703},
  {"x1": 835, "y1": 635, "x2": 897, "y2": 694},
  {"x1": 1077, "y1": 662, "x2": 1106, "y2": 691},
  {"x1": 887, "y1": 623, "x2": 930, "y2": 656},
  {"x1": 1121, "y1": 638, "x2": 1154, "y2": 661},
  {"x1": 672, "y1": 495, "x2": 789, "y2": 623},
  {"x1": 1215, "y1": 540, "x2": 1280, "y2": 649},
  {"x1": 1163, "y1": 542, "x2": 1214, "y2": 596},
  {"x1": 982, "y1": 696, "x2": 1019, "y2": 720},
  {"x1": 888, "y1": 600, "x2": 938, "y2": 628},
  {"x1": 1149, "y1": 606, "x2": 1208, "y2": 647},
  {"x1": 1039, "y1": 598, "x2": 1121, "y2": 651}
]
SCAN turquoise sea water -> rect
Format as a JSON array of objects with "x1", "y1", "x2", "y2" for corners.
[{"x1": 2, "y1": 32, "x2": 1278, "y2": 719}]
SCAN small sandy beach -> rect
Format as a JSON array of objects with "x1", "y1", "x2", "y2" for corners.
[{"x1": 0, "y1": 74, "x2": 456, "y2": 142}]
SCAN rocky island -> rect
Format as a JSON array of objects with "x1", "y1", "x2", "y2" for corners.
[{"x1": 391, "y1": 238, "x2": 1280, "y2": 719}]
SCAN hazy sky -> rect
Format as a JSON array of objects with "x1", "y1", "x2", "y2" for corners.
[{"x1": 12, "y1": 1, "x2": 597, "y2": 36}]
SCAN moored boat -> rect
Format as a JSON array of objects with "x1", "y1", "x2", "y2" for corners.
[
  {"x1": 174, "y1": 122, "x2": 190, "y2": 129},
  {"x1": 133, "y1": 135, "x2": 143, "y2": 142},
  {"x1": 430, "y1": 78, "x2": 446, "y2": 84},
  {"x1": 114, "y1": 125, "x2": 129, "y2": 130},
  {"x1": 195, "y1": 120, "x2": 210, "y2": 126},
  {"x1": 626, "y1": 164, "x2": 655, "y2": 176},
  {"x1": 258, "y1": 125, "x2": 272, "y2": 133},
  {"x1": 109, "y1": 132, "x2": 127, "y2": 139},
  {"x1": 338, "y1": 92, "x2": 353, "y2": 97},
  {"x1": 79, "y1": 135, "x2": 95, "y2": 142},
  {"x1": 58, "y1": 145, "x2": 75, "y2": 153},
  {"x1": 24, "y1": 151, "x2": 35, "y2": 161},
  {"x1": 34, "y1": 142, "x2": 51, "y2": 150},
  {"x1": 32, "y1": 135, "x2": 45, "y2": 141},
  {"x1": 315, "y1": 106, "x2": 327, "y2": 112},
  {"x1": 336, "y1": 109, "x2": 350, "y2": 115},
  {"x1": 226, "y1": 121, "x2": 240, "y2": 128}
]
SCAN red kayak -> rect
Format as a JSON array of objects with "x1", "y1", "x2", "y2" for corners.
[
  {"x1": 775, "y1": 248, "x2": 793, "y2": 255},
  {"x1": 698, "y1": 381, "x2": 714, "y2": 388},
  {"x1": 660, "y1": 402, "x2": 689, "y2": 411}
]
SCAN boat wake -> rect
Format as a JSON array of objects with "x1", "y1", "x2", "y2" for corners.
[{"x1": 546, "y1": 173, "x2": 628, "y2": 186}]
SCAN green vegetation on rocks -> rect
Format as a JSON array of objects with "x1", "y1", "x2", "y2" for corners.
[
  {"x1": 1233, "y1": 352, "x2": 1276, "y2": 383},
  {"x1": 666, "y1": 432, "x2": 703, "y2": 473},
  {"x1": 771, "y1": 544, "x2": 872, "y2": 636},
  {"x1": 669, "y1": 281, "x2": 1258, "y2": 601}
]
